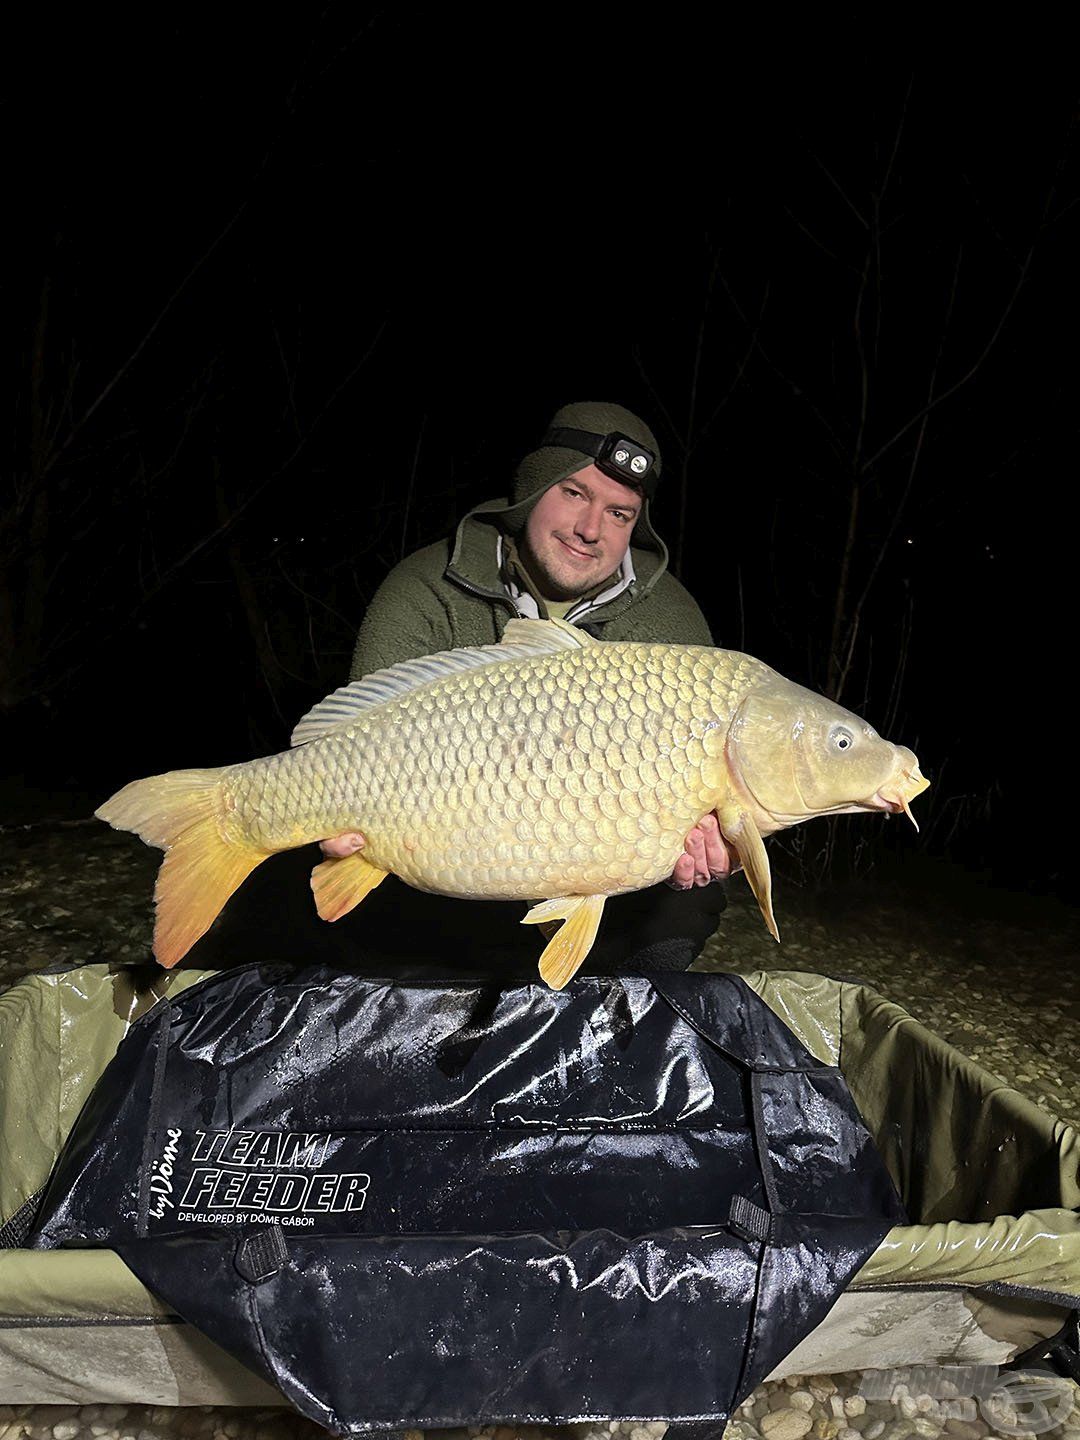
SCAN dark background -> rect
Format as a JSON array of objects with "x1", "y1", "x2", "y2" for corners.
[{"x1": 4, "y1": 16, "x2": 1075, "y2": 900}]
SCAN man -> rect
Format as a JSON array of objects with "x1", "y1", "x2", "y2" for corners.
[{"x1": 320, "y1": 401, "x2": 734, "y2": 973}]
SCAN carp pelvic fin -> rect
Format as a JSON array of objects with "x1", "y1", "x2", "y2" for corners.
[
  {"x1": 310, "y1": 851, "x2": 389, "y2": 921},
  {"x1": 522, "y1": 894, "x2": 607, "y2": 990},
  {"x1": 96, "y1": 769, "x2": 270, "y2": 969},
  {"x1": 716, "y1": 807, "x2": 780, "y2": 943}
]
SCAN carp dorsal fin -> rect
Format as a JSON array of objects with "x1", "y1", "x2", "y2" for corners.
[
  {"x1": 500, "y1": 616, "x2": 597, "y2": 649},
  {"x1": 290, "y1": 619, "x2": 595, "y2": 747}
]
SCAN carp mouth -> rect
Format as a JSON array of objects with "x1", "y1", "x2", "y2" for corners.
[{"x1": 868, "y1": 764, "x2": 930, "y2": 830}]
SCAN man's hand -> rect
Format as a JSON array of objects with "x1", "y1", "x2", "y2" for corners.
[
  {"x1": 666, "y1": 813, "x2": 737, "y2": 890},
  {"x1": 319, "y1": 832, "x2": 366, "y2": 859}
]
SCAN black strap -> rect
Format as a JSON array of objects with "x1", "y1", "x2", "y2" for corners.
[
  {"x1": 1003, "y1": 1309, "x2": 1080, "y2": 1384},
  {"x1": 235, "y1": 1224, "x2": 289, "y2": 1284},
  {"x1": 0, "y1": 1189, "x2": 46, "y2": 1248},
  {"x1": 665, "y1": 1423, "x2": 730, "y2": 1440},
  {"x1": 728, "y1": 1193, "x2": 774, "y2": 1245},
  {"x1": 542, "y1": 425, "x2": 606, "y2": 458},
  {"x1": 1047, "y1": 1330, "x2": 1080, "y2": 1384}
]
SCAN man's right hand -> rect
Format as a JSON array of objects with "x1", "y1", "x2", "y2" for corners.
[
  {"x1": 319, "y1": 832, "x2": 366, "y2": 858},
  {"x1": 665, "y1": 812, "x2": 737, "y2": 890}
]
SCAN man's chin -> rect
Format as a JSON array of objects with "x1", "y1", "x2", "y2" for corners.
[
  {"x1": 521, "y1": 541, "x2": 608, "y2": 603},
  {"x1": 538, "y1": 567, "x2": 598, "y2": 602}
]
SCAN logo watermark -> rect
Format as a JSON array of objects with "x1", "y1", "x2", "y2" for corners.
[
  {"x1": 858, "y1": 1365, "x2": 1074, "y2": 1436},
  {"x1": 148, "y1": 1126, "x2": 183, "y2": 1219}
]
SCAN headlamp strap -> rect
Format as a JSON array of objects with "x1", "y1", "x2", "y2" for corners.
[
  {"x1": 542, "y1": 426, "x2": 610, "y2": 460},
  {"x1": 541, "y1": 426, "x2": 656, "y2": 491}
]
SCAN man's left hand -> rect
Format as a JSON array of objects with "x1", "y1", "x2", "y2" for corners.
[{"x1": 666, "y1": 813, "x2": 737, "y2": 890}]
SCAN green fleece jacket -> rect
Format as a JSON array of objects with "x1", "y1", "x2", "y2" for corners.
[{"x1": 349, "y1": 495, "x2": 713, "y2": 678}]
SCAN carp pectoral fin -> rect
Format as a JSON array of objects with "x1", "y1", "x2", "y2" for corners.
[
  {"x1": 717, "y1": 808, "x2": 780, "y2": 943},
  {"x1": 310, "y1": 852, "x2": 389, "y2": 922},
  {"x1": 522, "y1": 894, "x2": 607, "y2": 991}
]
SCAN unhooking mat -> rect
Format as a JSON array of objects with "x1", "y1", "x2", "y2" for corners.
[{"x1": 26, "y1": 966, "x2": 906, "y2": 1435}]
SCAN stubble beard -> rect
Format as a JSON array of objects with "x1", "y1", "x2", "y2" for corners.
[{"x1": 522, "y1": 534, "x2": 617, "y2": 603}]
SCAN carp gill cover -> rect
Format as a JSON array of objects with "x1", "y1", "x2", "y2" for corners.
[{"x1": 97, "y1": 618, "x2": 929, "y2": 987}]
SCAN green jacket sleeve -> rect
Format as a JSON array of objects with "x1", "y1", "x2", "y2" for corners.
[
  {"x1": 670, "y1": 581, "x2": 714, "y2": 646},
  {"x1": 619, "y1": 571, "x2": 714, "y2": 647},
  {"x1": 349, "y1": 557, "x2": 456, "y2": 680}
]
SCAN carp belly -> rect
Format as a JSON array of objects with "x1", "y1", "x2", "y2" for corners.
[{"x1": 329, "y1": 667, "x2": 722, "y2": 902}]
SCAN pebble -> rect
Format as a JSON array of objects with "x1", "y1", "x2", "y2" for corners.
[
  {"x1": 882, "y1": 1424, "x2": 914, "y2": 1440},
  {"x1": 761, "y1": 1409, "x2": 814, "y2": 1440},
  {"x1": 0, "y1": 1332, "x2": 1069, "y2": 1440}
]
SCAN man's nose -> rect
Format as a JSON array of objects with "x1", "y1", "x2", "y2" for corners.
[{"x1": 574, "y1": 504, "x2": 603, "y2": 543}]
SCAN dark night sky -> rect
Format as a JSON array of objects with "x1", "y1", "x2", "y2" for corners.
[{"x1": 5, "y1": 16, "x2": 1077, "y2": 896}]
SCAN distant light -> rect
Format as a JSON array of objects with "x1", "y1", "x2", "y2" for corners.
[{"x1": 905, "y1": 538, "x2": 913, "y2": 545}]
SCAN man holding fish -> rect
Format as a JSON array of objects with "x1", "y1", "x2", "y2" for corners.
[
  {"x1": 97, "y1": 403, "x2": 926, "y2": 984},
  {"x1": 319, "y1": 401, "x2": 737, "y2": 970}
]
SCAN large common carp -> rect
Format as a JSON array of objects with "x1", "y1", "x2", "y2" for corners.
[{"x1": 98, "y1": 618, "x2": 928, "y2": 988}]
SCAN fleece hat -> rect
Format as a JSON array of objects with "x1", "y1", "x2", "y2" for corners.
[
  {"x1": 490, "y1": 402, "x2": 665, "y2": 557},
  {"x1": 510, "y1": 401, "x2": 663, "y2": 506}
]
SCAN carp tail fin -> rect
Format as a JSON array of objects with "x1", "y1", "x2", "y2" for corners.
[{"x1": 96, "y1": 770, "x2": 269, "y2": 968}]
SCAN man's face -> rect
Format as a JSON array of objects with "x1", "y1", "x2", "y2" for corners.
[{"x1": 519, "y1": 463, "x2": 641, "y2": 601}]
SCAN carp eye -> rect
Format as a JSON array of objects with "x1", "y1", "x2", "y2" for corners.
[{"x1": 831, "y1": 725, "x2": 855, "y2": 752}]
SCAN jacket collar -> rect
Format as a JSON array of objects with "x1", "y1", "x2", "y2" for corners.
[{"x1": 446, "y1": 495, "x2": 669, "y2": 625}]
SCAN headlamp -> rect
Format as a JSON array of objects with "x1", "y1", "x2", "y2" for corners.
[{"x1": 541, "y1": 426, "x2": 657, "y2": 492}]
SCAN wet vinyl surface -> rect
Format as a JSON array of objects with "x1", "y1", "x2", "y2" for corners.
[{"x1": 1, "y1": 824, "x2": 1078, "y2": 1440}]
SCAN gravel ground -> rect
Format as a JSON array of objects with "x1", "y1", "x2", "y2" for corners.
[{"x1": 1, "y1": 823, "x2": 1078, "y2": 1440}]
